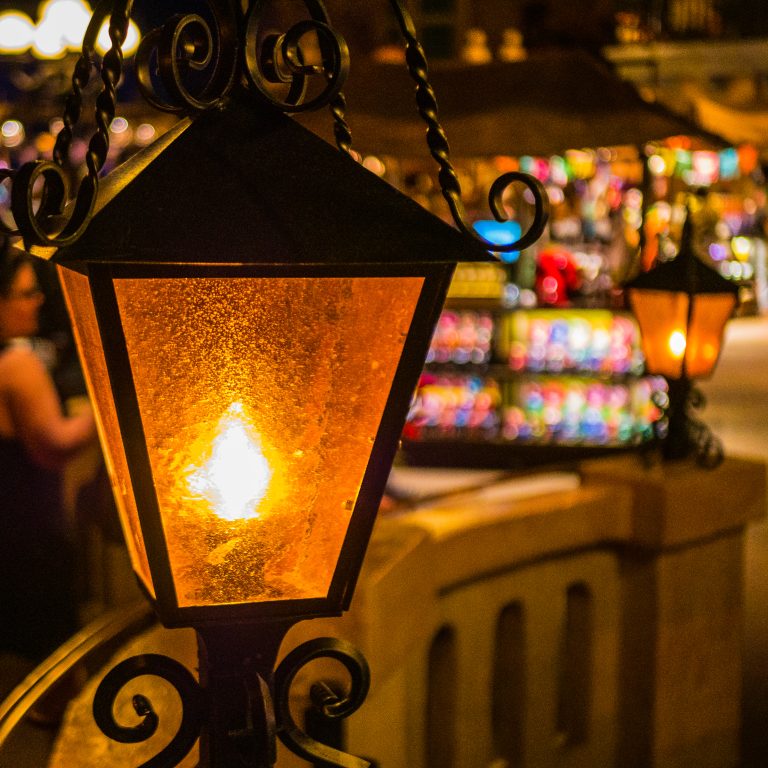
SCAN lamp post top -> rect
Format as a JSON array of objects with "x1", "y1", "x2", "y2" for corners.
[
  {"x1": 626, "y1": 210, "x2": 739, "y2": 297},
  {"x1": 11, "y1": 0, "x2": 548, "y2": 258},
  {"x1": 41, "y1": 90, "x2": 491, "y2": 268}
]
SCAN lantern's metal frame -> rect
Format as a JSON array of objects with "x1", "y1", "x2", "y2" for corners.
[
  {"x1": 3, "y1": 2, "x2": 550, "y2": 767},
  {"x1": 88, "y1": 260, "x2": 455, "y2": 629}
]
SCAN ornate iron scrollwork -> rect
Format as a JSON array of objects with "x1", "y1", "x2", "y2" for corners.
[
  {"x1": 243, "y1": 0, "x2": 354, "y2": 154},
  {"x1": 6, "y1": 0, "x2": 548, "y2": 254},
  {"x1": 135, "y1": 5, "x2": 239, "y2": 113},
  {"x1": 685, "y1": 386, "x2": 724, "y2": 468},
  {"x1": 274, "y1": 637, "x2": 371, "y2": 768},
  {"x1": 244, "y1": 1, "x2": 350, "y2": 114},
  {"x1": 92, "y1": 654, "x2": 206, "y2": 768},
  {"x1": 93, "y1": 639, "x2": 371, "y2": 768},
  {"x1": 11, "y1": 0, "x2": 132, "y2": 248},
  {"x1": 644, "y1": 382, "x2": 723, "y2": 468}
]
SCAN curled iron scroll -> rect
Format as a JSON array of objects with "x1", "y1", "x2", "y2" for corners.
[
  {"x1": 387, "y1": 0, "x2": 549, "y2": 254},
  {"x1": 274, "y1": 637, "x2": 371, "y2": 768},
  {"x1": 244, "y1": 0, "x2": 350, "y2": 113},
  {"x1": 686, "y1": 386, "x2": 724, "y2": 468},
  {"x1": 92, "y1": 653, "x2": 206, "y2": 768},
  {"x1": 10, "y1": 0, "x2": 131, "y2": 247},
  {"x1": 135, "y1": 5, "x2": 239, "y2": 113}
]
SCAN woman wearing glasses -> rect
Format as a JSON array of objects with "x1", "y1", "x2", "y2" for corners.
[{"x1": 0, "y1": 243, "x2": 96, "y2": 665}]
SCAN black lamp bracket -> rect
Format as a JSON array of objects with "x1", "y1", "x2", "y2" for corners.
[
  {"x1": 654, "y1": 378, "x2": 724, "y2": 468},
  {"x1": 92, "y1": 634, "x2": 372, "y2": 768},
  {"x1": 674, "y1": 380, "x2": 724, "y2": 468},
  {"x1": 6, "y1": 0, "x2": 548, "y2": 254},
  {"x1": 686, "y1": 386, "x2": 724, "y2": 468}
]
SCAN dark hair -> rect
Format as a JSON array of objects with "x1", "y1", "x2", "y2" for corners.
[{"x1": 0, "y1": 239, "x2": 31, "y2": 298}]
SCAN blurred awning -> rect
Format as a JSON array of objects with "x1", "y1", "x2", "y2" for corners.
[
  {"x1": 686, "y1": 85, "x2": 768, "y2": 151},
  {"x1": 296, "y1": 49, "x2": 726, "y2": 157}
]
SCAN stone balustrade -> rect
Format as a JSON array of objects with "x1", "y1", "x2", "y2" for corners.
[
  {"x1": 44, "y1": 454, "x2": 765, "y2": 768},
  {"x1": 285, "y1": 454, "x2": 766, "y2": 768}
]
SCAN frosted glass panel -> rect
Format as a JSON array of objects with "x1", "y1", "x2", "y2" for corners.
[
  {"x1": 114, "y1": 276, "x2": 424, "y2": 607},
  {"x1": 629, "y1": 289, "x2": 689, "y2": 379},
  {"x1": 629, "y1": 289, "x2": 734, "y2": 380},
  {"x1": 687, "y1": 293, "x2": 736, "y2": 378},
  {"x1": 58, "y1": 267, "x2": 155, "y2": 595}
]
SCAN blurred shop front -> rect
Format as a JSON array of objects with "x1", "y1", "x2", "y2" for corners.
[{"x1": 297, "y1": 50, "x2": 767, "y2": 468}]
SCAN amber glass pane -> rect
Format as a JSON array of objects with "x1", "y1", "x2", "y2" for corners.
[
  {"x1": 114, "y1": 276, "x2": 424, "y2": 607},
  {"x1": 687, "y1": 293, "x2": 736, "y2": 378},
  {"x1": 628, "y1": 289, "x2": 689, "y2": 379},
  {"x1": 58, "y1": 267, "x2": 155, "y2": 595}
]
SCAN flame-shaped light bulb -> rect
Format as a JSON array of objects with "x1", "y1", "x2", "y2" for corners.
[
  {"x1": 186, "y1": 401, "x2": 272, "y2": 522},
  {"x1": 668, "y1": 330, "x2": 687, "y2": 359}
]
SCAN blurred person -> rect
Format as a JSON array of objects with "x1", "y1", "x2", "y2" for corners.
[{"x1": 0, "y1": 242, "x2": 96, "y2": 663}]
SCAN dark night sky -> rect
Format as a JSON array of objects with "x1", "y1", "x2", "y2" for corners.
[{"x1": 3, "y1": 1, "x2": 768, "y2": 45}]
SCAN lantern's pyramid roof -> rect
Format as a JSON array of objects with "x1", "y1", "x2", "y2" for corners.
[
  {"x1": 626, "y1": 214, "x2": 739, "y2": 295},
  {"x1": 48, "y1": 89, "x2": 492, "y2": 266}
]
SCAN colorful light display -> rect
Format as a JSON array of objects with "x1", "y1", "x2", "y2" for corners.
[{"x1": 410, "y1": 308, "x2": 665, "y2": 448}]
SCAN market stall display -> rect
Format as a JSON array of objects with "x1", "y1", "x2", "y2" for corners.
[{"x1": 383, "y1": 134, "x2": 765, "y2": 465}]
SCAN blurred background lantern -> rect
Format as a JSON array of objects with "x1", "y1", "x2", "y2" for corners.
[{"x1": 625, "y1": 209, "x2": 738, "y2": 464}]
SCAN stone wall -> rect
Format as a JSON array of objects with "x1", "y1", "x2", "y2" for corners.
[{"x1": 285, "y1": 455, "x2": 766, "y2": 768}]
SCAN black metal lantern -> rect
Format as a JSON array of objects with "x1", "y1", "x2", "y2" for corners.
[
  {"x1": 45, "y1": 93, "x2": 496, "y2": 632},
  {"x1": 6, "y1": 1, "x2": 549, "y2": 766},
  {"x1": 625, "y1": 211, "x2": 738, "y2": 466}
]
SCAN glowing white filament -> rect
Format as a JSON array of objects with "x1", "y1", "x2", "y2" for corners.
[
  {"x1": 186, "y1": 402, "x2": 272, "y2": 522},
  {"x1": 668, "y1": 330, "x2": 687, "y2": 358}
]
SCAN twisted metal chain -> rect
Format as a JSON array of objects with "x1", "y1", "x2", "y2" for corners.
[
  {"x1": 10, "y1": 0, "x2": 132, "y2": 247},
  {"x1": 53, "y1": 0, "x2": 130, "y2": 181},
  {"x1": 86, "y1": 4, "x2": 131, "y2": 178},
  {"x1": 329, "y1": 91, "x2": 353, "y2": 155},
  {"x1": 387, "y1": 0, "x2": 549, "y2": 254},
  {"x1": 52, "y1": 50, "x2": 93, "y2": 168},
  {"x1": 389, "y1": 1, "x2": 462, "y2": 213}
]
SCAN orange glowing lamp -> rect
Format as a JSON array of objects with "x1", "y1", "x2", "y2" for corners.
[
  {"x1": 626, "y1": 213, "x2": 738, "y2": 382},
  {"x1": 32, "y1": 96, "x2": 488, "y2": 628},
  {"x1": 625, "y1": 210, "x2": 738, "y2": 462}
]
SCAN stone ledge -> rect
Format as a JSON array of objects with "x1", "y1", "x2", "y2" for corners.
[
  {"x1": 381, "y1": 484, "x2": 634, "y2": 591},
  {"x1": 338, "y1": 455, "x2": 767, "y2": 679},
  {"x1": 580, "y1": 454, "x2": 767, "y2": 550}
]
